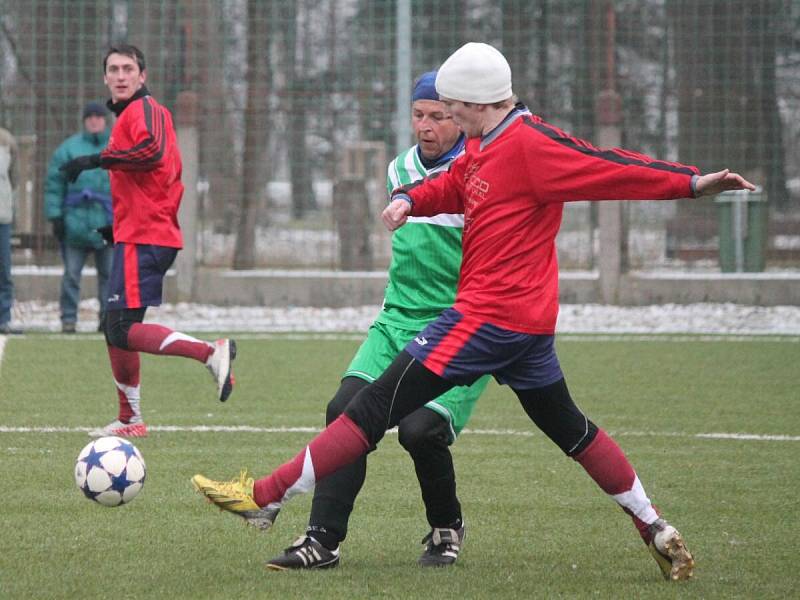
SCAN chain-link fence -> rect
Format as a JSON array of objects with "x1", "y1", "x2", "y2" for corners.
[{"x1": 2, "y1": 0, "x2": 799, "y2": 273}]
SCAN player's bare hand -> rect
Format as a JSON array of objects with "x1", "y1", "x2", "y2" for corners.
[
  {"x1": 382, "y1": 198, "x2": 412, "y2": 231},
  {"x1": 695, "y1": 169, "x2": 756, "y2": 197}
]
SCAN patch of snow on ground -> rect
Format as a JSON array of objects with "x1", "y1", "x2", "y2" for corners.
[{"x1": 6, "y1": 299, "x2": 800, "y2": 335}]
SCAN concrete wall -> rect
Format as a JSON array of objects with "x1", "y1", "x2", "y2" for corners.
[
  {"x1": 11, "y1": 267, "x2": 799, "y2": 307},
  {"x1": 619, "y1": 272, "x2": 800, "y2": 306}
]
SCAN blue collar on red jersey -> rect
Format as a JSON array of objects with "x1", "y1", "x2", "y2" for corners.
[{"x1": 480, "y1": 102, "x2": 531, "y2": 150}]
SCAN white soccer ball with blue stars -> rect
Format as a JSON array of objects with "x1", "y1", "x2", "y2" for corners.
[{"x1": 74, "y1": 436, "x2": 146, "y2": 507}]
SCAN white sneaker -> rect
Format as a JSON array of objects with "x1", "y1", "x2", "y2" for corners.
[
  {"x1": 206, "y1": 339, "x2": 236, "y2": 402},
  {"x1": 648, "y1": 518, "x2": 694, "y2": 580},
  {"x1": 88, "y1": 419, "x2": 148, "y2": 438}
]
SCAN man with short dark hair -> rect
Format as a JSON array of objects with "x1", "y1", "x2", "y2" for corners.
[
  {"x1": 60, "y1": 44, "x2": 236, "y2": 437},
  {"x1": 45, "y1": 102, "x2": 114, "y2": 333}
]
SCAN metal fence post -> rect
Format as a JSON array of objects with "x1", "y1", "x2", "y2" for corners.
[
  {"x1": 395, "y1": 0, "x2": 412, "y2": 154},
  {"x1": 175, "y1": 91, "x2": 199, "y2": 301},
  {"x1": 595, "y1": 3, "x2": 626, "y2": 304},
  {"x1": 596, "y1": 89, "x2": 623, "y2": 304}
]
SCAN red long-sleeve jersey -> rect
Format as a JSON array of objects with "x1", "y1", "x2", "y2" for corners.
[
  {"x1": 100, "y1": 88, "x2": 183, "y2": 248},
  {"x1": 399, "y1": 107, "x2": 699, "y2": 334}
]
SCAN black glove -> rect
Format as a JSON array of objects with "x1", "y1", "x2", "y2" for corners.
[
  {"x1": 59, "y1": 154, "x2": 102, "y2": 183},
  {"x1": 96, "y1": 225, "x2": 114, "y2": 245},
  {"x1": 51, "y1": 217, "x2": 65, "y2": 242}
]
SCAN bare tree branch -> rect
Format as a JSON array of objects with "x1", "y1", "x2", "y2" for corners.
[{"x1": 0, "y1": 16, "x2": 32, "y2": 83}]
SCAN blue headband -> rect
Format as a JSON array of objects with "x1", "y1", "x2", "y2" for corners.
[{"x1": 412, "y1": 71, "x2": 439, "y2": 102}]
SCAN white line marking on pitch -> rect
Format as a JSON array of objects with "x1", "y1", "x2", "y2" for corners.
[
  {"x1": 30, "y1": 333, "x2": 800, "y2": 342},
  {"x1": 0, "y1": 335, "x2": 6, "y2": 373},
  {"x1": 0, "y1": 425, "x2": 797, "y2": 441}
]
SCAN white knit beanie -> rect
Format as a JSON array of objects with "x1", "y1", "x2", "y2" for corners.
[{"x1": 435, "y1": 42, "x2": 513, "y2": 104}]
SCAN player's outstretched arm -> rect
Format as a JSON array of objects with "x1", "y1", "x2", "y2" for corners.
[
  {"x1": 694, "y1": 169, "x2": 756, "y2": 197},
  {"x1": 59, "y1": 154, "x2": 101, "y2": 183},
  {"x1": 382, "y1": 197, "x2": 412, "y2": 231}
]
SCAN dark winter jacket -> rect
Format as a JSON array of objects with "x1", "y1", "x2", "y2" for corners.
[{"x1": 45, "y1": 129, "x2": 112, "y2": 248}]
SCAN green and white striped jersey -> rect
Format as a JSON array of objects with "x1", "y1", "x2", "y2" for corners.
[{"x1": 376, "y1": 144, "x2": 464, "y2": 331}]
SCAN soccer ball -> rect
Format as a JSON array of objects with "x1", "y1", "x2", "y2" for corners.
[{"x1": 74, "y1": 436, "x2": 146, "y2": 507}]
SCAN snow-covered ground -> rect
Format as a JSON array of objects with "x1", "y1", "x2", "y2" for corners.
[{"x1": 6, "y1": 299, "x2": 800, "y2": 335}]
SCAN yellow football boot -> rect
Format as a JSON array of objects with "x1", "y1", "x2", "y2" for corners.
[{"x1": 191, "y1": 470, "x2": 280, "y2": 531}]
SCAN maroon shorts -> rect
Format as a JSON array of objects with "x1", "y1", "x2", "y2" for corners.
[
  {"x1": 106, "y1": 243, "x2": 178, "y2": 310},
  {"x1": 404, "y1": 307, "x2": 563, "y2": 390}
]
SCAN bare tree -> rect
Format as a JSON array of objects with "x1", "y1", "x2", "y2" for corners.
[
  {"x1": 500, "y1": 0, "x2": 537, "y2": 111},
  {"x1": 233, "y1": 0, "x2": 270, "y2": 269},
  {"x1": 179, "y1": 0, "x2": 240, "y2": 232},
  {"x1": 668, "y1": 0, "x2": 786, "y2": 209},
  {"x1": 279, "y1": 0, "x2": 317, "y2": 219},
  {"x1": 127, "y1": 0, "x2": 182, "y2": 110}
]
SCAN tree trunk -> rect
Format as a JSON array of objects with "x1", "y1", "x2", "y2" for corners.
[
  {"x1": 127, "y1": 0, "x2": 181, "y2": 110},
  {"x1": 282, "y1": 1, "x2": 317, "y2": 219},
  {"x1": 180, "y1": 0, "x2": 240, "y2": 231},
  {"x1": 755, "y1": 0, "x2": 788, "y2": 209},
  {"x1": 573, "y1": 0, "x2": 601, "y2": 140},
  {"x1": 575, "y1": 0, "x2": 606, "y2": 269},
  {"x1": 669, "y1": 0, "x2": 784, "y2": 217},
  {"x1": 500, "y1": 0, "x2": 535, "y2": 106},
  {"x1": 233, "y1": 0, "x2": 270, "y2": 269}
]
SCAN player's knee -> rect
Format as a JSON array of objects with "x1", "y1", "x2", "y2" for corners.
[
  {"x1": 327, "y1": 377, "x2": 369, "y2": 425},
  {"x1": 104, "y1": 308, "x2": 144, "y2": 349},
  {"x1": 517, "y1": 378, "x2": 599, "y2": 455},
  {"x1": 104, "y1": 317, "x2": 130, "y2": 348},
  {"x1": 325, "y1": 397, "x2": 346, "y2": 424},
  {"x1": 398, "y1": 410, "x2": 449, "y2": 454},
  {"x1": 343, "y1": 387, "x2": 391, "y2": 446},
  {"x1": 568, "y1": 420, "x2": 598, "y2": 457}
]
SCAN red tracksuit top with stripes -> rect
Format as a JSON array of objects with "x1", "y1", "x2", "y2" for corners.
[
  {"x1": 100, "y1": 87, "x2": 183, "y2": 248},
  {"x1": 400, "y1": 105, "x2": 699, "y2": 335}
]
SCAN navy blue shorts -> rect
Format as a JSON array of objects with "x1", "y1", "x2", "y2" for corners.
[
  {"x1": 106, "y1": 243, "x2": 178, "y2": 310},
  {"x1": 404, "y1": 307, "x2": 563, "y2": 390}
]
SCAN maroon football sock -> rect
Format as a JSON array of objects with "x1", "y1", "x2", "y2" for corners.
[
  {"x1": 574, "y1": 428, "x2": 659, "y2": 543},
  {"x1": 127, "y1": 322, "x2": 213, "y2": 362},
  {"x1": 573, "y1": 429, "x2": 636, "y2": 495},
  {"x1": 253, "y1": 414, "x2": 370, "y2": 508},
  {"x1": 107, "y1": 344, "x2": 141, "y2": 423}
]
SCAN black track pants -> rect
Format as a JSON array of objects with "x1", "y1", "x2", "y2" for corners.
[
  {"x1": 344, "y1": 351, "x2": 455, "y2": 446},
  {"x1": 310, "y1": 361, "x2": 459, "y2": 543},
  {"x1": 513, "y1": 377, "x2": 598, "y2": 456}
]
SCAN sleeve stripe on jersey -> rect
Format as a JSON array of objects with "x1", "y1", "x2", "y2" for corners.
[
  {"x1": 100, "y1": 97, "x2": 166, "y2": 169},
  {"x1": 394, "y1": 171, "x2": 444, "y2": 196},
  {"x1": 105, "y1": 97, "x2": 163, "y2": 161},
  {"x1": 121, "y1": 97, "x2": 165, "y2": 162},
  {"x1": 104, "y1": 98, "x2": 166, "y2": 164},
  {"x1": 522, "y1": 115, "x2": 698, "y2": 176},
  {"x1": 387, "y1": 156, "x2": 403, "y2": 197}
]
